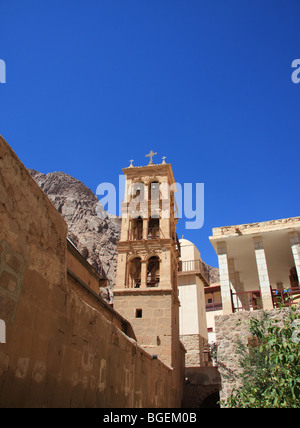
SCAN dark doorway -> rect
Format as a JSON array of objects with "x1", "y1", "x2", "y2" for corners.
[{"x1": 199, "y1": 392, "x2": 220, "y2": 408}]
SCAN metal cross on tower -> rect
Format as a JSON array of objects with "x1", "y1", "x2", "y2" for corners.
[{"x1": 145, "y1": 150, "x2": 157, "y2": 165}]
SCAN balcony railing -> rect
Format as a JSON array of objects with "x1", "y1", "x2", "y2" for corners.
[
  {"x1": 231, "y1": 286, "x2": 300, "y2": 312},
  {"x1": 148, "y1": 227, "x2": 160, "y2": 239},
  {"x1": 178, "y1": 259, "x2": 210, "y2": 285},
  {"x1": 128, "y1": 277, "x2": 161, "y2": 288},
  {"x1": 231, "y1": 290, "x2": 262, "y2": 312},
  {"x1": 271, "y1": 286, "x2": 300, "y2": 308},
  {"x1": 128, "y1": 227, "x2": 162, "y2": 241},
  {"x1": 147, "y1": 275, "x2": 160, "y2": 287},
  {"x1": 206, "y1": 301, "x2": 223, "y2": 312},
  {"x1": 130, "y1": 229, "x2": 143, "y2": 240}
]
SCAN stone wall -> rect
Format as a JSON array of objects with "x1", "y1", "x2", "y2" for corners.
[
  {"x1": 113, "y1": 288, "x2": 186, "y2": 405},
  {"x1": 114, "y1": 290, "x2": 176, "y2": 365},
  {"x1": 215, "y1": 308, "x2": 296, "y2": 405},
  {"x1": 180, "y1": 334, "x2": 207, "y2": 367},
  {"x1": 0, "y1": 136, "x2": 183, "y2": 408}
]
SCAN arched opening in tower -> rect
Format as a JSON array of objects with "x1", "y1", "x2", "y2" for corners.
[
  {"x1": 147, "y1": 256, "x2": 160, "y2": 287},
  {"x1": 128, "y1": 257, "x2": 141, "y2": 288}
]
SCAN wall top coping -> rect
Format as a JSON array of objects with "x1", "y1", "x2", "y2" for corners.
[
  {"x1": 122, "y1": 162, "x2": 176, "y2": 186},
  {"x1": 210, "y1": 216, "x2": 300, "y2": 240}
]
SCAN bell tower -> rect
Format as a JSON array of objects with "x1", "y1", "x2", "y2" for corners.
[{"x1": 113, "y1": 152, "x2": 182, "y2": 368}]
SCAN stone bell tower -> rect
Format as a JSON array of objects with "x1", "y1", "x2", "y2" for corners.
[{"x1": 113, "y1": 152, "x2": 183, "y2": 368}]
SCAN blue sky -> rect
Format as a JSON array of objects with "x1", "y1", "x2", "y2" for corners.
[{"x1": 1, "y1": 1, "x2": 300, "y2": 267}]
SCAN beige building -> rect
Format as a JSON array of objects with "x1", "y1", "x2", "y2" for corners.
[
  {"x1": 178, "y1": 238, "x2": 209, "y2": 366},
  {"x1": 208, "y1": 216, "x2": 300, "y2": 404},
  {"x1": 178, "y1": 239, "x2": 222, "y2": 407},
  {"x1": 209, "y1": 216, "x2": 300, "y2": 314},
  {"x1": 204, "y1": 283, "x2": 222, "y2": 344},
  {"x1": 177, "y1": 238, "x2": 223, "y2": 348},
  {"x1": 113, "y1": 154, "x2": 185, "y2": 402}
]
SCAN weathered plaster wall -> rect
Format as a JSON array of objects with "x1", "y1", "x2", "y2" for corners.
[{"x1": 0, "y1": 136, "x2": 182, "y2": 408}]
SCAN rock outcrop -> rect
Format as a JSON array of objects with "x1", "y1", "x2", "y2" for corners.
[
  {"x1": 29, "y1": 169, "x2": 121, "y2": 287},
  {"x1": 203, "y1": 262, "x2": 220, "y2": 284}
]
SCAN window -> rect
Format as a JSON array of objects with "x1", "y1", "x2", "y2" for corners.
[
  {"x1": 150, "y1": 181, "x2": 159, "y2": 200},
  {"x1": 131, "y1": 182, "x2": 145, "y2": 200},
  {"x1": 148, "y1": 218, "x2": 159, "y2": 239},
  {"x1": 147, "y1": 256, "x2": 160, "y2": 287},
  {"x1": 135, "y1": 309, "x2": 143, "y2": 318},
  {"x1": 131, "y1": 218, "x2": 143, "y2": 240},
  {"x1": 128, "y1": 257, "x2": 141, "y2": 288}
]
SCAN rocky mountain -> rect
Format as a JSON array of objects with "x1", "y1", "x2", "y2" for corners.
[
  {"x1": 203, "y1": 262, "x2": 219, "y2": 285},
  {"x1": 29, "y1": 169, "x2": 121, "y2": 287},
  {"x1": 29, "y1": 169, "x2": 219, "y2": 290}
]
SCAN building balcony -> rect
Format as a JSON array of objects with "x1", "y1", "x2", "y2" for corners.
[
  {"x1": 231, "y1": 289, "x2": 262, "y2": 312},
  {"x1": 178, "y1": 259, "x2": 210, "y2": 285},
  {"x1": 271, "y1": 286, "x2": 300, "y2": 308},
  {"x1": 230, "y1": 286, "x2": 300, "y2": 312}
]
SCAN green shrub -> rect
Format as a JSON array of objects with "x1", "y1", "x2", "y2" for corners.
[{"x1": 222, "y1": 306, "x2": 300, "y2": 408}]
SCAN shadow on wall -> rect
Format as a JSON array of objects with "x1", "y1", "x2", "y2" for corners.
[{"x1": 183, "y1": 366, "x2": 221, "y2": 408}]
